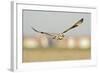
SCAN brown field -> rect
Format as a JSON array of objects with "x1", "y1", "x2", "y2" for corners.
[{"x1": 23, "y1": 48, "x2": 91, "y2": 62}]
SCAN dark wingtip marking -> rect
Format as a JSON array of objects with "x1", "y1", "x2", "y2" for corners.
[{"x1": 80, "y1": 18, "x2": 84, "y2": 23}]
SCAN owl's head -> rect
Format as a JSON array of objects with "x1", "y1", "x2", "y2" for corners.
[{"x1": 57, "y1": 33, "x2": 64, "y2": 40}]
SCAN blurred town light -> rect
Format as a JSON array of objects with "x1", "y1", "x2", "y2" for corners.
[
  {"x1": 39, "y1": 34, "x2": 49, "y2": 48},
  {"x1": 78, "y1": 37, "x2": 90, "y2": 49},
  {"x1": 23, "y1": 38, "x2": 39, "y2": 49},
  {"x1": 67, "y1": 37, "x2": 76, "y2": 49},
  {"x1": 23, "y1": 35, "x2": 91, "y2": 49}
]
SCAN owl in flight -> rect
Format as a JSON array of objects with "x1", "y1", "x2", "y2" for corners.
[{"x1": 31, "y1": 18, "x2": 83, "y2": 40}]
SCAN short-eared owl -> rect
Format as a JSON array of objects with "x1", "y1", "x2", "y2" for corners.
[{"x1": 31, "y1": 18, "x2": 83, "y2": 40}]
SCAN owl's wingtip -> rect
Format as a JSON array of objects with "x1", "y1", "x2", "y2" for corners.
[{"x1": 81, "y1": 18, "x2": 84, "y2": 22}]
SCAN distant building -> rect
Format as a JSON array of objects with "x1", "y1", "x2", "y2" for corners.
[
  {"x1": 77, "y1": 36, "x2": 91, "y2": 49},
  {"x1": 67, "y1": 37, "x2": 76, "y2": 49},
  {"x1": 35, "y1": 34, "x2": 49, "y2": 48},
  {"x1": 23, "y1": 36, "x2": 40, "y2": 49}
]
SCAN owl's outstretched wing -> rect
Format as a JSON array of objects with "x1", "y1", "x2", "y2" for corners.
[
  {"x1": 31, "y1": 27, "x2": 53, "y2": 36},
  {"x1": 62, "y1": 18, "x2": 84, "y2": 33}
]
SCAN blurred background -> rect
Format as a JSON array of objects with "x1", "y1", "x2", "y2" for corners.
[
  {"x1": 23, "y1": 34, "x2": 90, "y2": 49},
  {"x1": 22, "y1": 10, "x2": 91, "y2": 62}
]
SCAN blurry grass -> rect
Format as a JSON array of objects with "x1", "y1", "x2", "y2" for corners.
[
  {"x1": 23, "y1": 48, "x2": 91, "y2": 62},
  {"x1": 23, "y1": 47, "x2": 90, "y2": 51}
]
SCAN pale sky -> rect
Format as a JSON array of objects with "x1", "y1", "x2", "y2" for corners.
[{"x1": 23, "y1": 10, "x2": 91, "y2": 37}]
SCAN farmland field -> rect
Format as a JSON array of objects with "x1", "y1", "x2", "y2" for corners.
[{"x1": 23, "y1": 48, "x2": 91, "y2": 62}]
